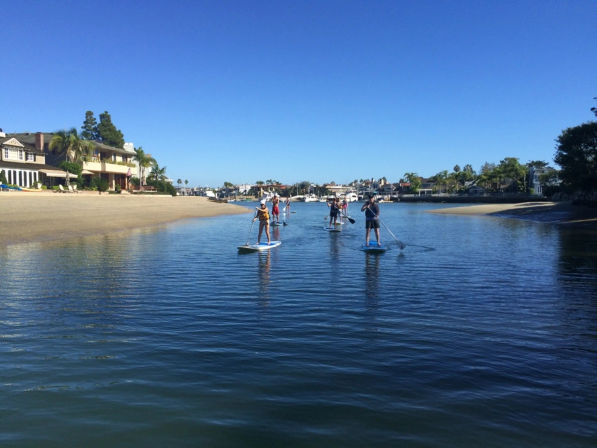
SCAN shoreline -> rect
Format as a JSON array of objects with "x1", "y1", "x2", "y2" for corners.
[
  {"x1": 427, "y1": 201, "x2": 597, "y2": 226},
  {"x1": 0, "y1": 193, "x2": 250, "y2": 247}
]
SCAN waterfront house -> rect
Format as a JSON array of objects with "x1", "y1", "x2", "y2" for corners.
[
  {"x1": 8, "y1": 132, "x2": 137, "y2": 191},
  {"x1": 79, "y1": 140, "x2": 137, "y2": 191},
  {"x1": 0, "y1": 131, "x2": 76, "y2": 187}
]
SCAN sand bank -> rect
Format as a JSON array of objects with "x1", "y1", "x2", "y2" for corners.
[
  {"x1": 428, "y1": 201, "x2": 597, "y2": 225},
  {"x1": 0, "y1": 192, "x2": 250, "y2": 247}
]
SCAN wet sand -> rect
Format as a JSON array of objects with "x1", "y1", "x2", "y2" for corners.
[
  {"x1": 0, "y1": 192, "x2": 250, "y2": 247},
  {"x1": 428, "y1": 201, "x2": 597, "y2": 225}
]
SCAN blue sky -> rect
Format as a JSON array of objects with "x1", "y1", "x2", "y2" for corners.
[{"x1": 2, "y1": 0, "x2": 595, "y2": 187}]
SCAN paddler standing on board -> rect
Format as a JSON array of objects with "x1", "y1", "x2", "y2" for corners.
[
  {"x1": 253, "y1": 200, "x2": 271, "y2": 244},
  {"x1": 361, "y1": 194, "x2": 381, "y2": 247},
  {"x1": 271, "y1": 194, "x2": 280, "y2": 224},
  {"x1": 327, "y1": 197, "x2": 341, "y2": 227}
]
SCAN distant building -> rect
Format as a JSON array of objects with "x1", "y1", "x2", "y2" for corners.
[{"x1": 529, "y1": 166, "x2": 559, "y2": 196}]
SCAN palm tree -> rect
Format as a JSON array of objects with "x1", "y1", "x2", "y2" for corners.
[
  {"x1": 133, "y1": 146, "x2": 154, "y2": 188},
  {"x1": 49, "y1": 128, "x2": 94, "y2": 187},
  {"x1": 149, "y1": 163, "x2": 167, "y2": 183}
]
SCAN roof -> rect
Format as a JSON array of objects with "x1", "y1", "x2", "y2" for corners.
[
  {"x1": 1, "y1": 134, "x2": 43, "y2": 154},
  {"x1": 7, "y1": 132, "x2": 136, "y2": 156}
]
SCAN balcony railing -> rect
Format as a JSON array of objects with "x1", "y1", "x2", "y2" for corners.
[{"x1": 82, "y1": 161, "x2": 130, "y2": 175}]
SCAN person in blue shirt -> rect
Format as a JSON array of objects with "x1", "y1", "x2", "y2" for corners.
[{"x1": 361, "y1": 195, "x2": 381, "y2": 246}]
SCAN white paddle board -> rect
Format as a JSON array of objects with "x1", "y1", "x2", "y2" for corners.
[
  {"x1": 324, "y1": 225, "x2": 342, "y2": 232},
  {"x1": 238, "y1": 241, "x2": 282, "y2": 252}
]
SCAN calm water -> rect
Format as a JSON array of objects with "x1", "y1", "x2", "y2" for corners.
[{"x1": 1, "y1": 202, "x2": 596, "y2": 447}]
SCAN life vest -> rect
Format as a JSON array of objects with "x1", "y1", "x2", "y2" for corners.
[{"x1": 257, "y1": 208, "x2": 270, "y2": 221}]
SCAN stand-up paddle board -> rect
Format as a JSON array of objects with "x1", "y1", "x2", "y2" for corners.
[
  {"x1": 324, "y1": 225, "x2": 342, "y2": 232},
  {"x1": 238, "y1": 241, "x2": 282, "y2": 252},
  {"x1": 361, "y1": 241, "x2": 386, "y2": 252},
  {"x1": 271, "y1": 222, "x2": 282, "y2": 226}
]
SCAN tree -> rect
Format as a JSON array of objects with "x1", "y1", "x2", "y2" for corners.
[
  {"x1": 298, "y1": 181, "x2": 310, "y2": 194},
  {"x1": 49, "y1": 128, "x2": 94, "y2": 187},
  {"x1": 184, "y1": 179, "x2": 188, "y2": 187},
  {"x1": 403, "y1": 172, "x2": 421, "y2": 193},
  {"x1": 554, "y1": 121, "x2": 597, "y2": 192},
  {"x1": 497, "y1": 157, "x2": 527, "y2": 192},
  {"x1": 133, "y1": 147, "x2": 154, "y2": 187},
  {"x1": 96, "y1": 111, "x2": 124, "y2": 148},
  {"x1": 431, "y1": 170, "x2": 448, "y2": 193},
  {"x1": 0, "y1": 170, "x2": 7, "y2": 184},
  {"x1": 81, "y1": 110, "x2": 98, "y2": 140},
  {"x1": 149, "y1": 163, "x2": 167, "y2": 183},
  {"x1": 527, "y1": 160, "x2": 549, "y2": 169},
  {"x1": 177, "y1": 178, "x2": 182, "y2": 188}
]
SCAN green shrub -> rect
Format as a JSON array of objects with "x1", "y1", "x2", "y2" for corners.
[{"x1": 90, "y1": 177, "x2": 109, "y2": 192}]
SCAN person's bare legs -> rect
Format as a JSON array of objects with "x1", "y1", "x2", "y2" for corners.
[
  {"x1": 258, "y1": 222, "x2": 264, "y2": 244},
  {"x1": 374, "y1": 228, "x2": 381, "y2": 245},
  {"x1": 365, "y1": 227, "x2": 371, "y2": 246},
  {"x1": 265, "y1": 223, "x2": 271, "y2": 244}
]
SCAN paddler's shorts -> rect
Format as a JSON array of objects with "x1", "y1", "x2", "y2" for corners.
[{"x1": 366, "y1": 219, "x2": 380, "y2": 229}]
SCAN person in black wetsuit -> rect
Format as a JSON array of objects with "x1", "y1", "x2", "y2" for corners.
[
  {"x1": 327, "y1": 197, "x2": 341, "y2": 227},
  {"x1": 361, "y1": 195, "x2": 381, "y2": 246}
]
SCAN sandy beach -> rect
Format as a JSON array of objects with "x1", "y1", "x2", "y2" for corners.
[
  {"x1": 0, "y1": 192, "x2": 250, "y2": 247},
  {"x1": 428, "y1": 201, "x2": 597, "y2": 225}
]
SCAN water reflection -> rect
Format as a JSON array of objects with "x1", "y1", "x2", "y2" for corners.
[
  {"x1": 258, "y1": 251, "x2": 271, "y2": 305},
  {"x1": 557, "y1": 226, "x2": 597, "y2": 299},
  {"x1": 364, "y1": 252, "x2": 380, "y2": 304},
  {"x1": 272, "y1": 225, "x2": 281, "y2": 242}
]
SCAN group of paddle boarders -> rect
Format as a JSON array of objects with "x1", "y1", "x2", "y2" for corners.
[
  {"x1": 326, "y1": 197, "x2": 349, "y2": 227},
  {"x1": 251, "y1": 193, "x2": 387, "y2": 249},
  {"x1": 253, "y1": 194, "x2": 291, "y2": 245}
]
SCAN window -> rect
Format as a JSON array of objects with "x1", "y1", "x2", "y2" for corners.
[
  {"x1": 18, "y1": 150, "x2": 24, "y2": 160},
  {"x1": 3, "y1": 148, "x2": 8, "y2": 159},
  {"x1": 26, "y1": 153, "x2": 35, "y2": 162},
  {"x1": 112, "y1": 153, "x2": 117, "y2": 162}
]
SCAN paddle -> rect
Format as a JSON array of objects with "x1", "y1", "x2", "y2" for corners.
[
  {"x1": 365, "y1": 205, "x2": 405, "y2": 249},
  {"x1": 245, "y1": 219, "x2": 256, "y2": 245},
  {"x1": 342, "y1": 214, "x2": 356, "y2": 224}
]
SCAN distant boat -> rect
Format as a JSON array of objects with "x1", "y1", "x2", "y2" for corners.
[
  {"x1": 304, "y1": 194, "x2": 319, "y2": 202},
  {"x1": 343, "y1": 192, "x2": 358, "y2": 202}
]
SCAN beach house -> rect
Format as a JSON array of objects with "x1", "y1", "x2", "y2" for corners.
[
  {"x1": 0, "y1": 130, "x2": 77, "y2": 187},
  {"x1": 77, "y1": 140, "x2": 137, "y2": 191},
  {"x1": 4, "y1": 131, "x2": 137, "y2": 191}
]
